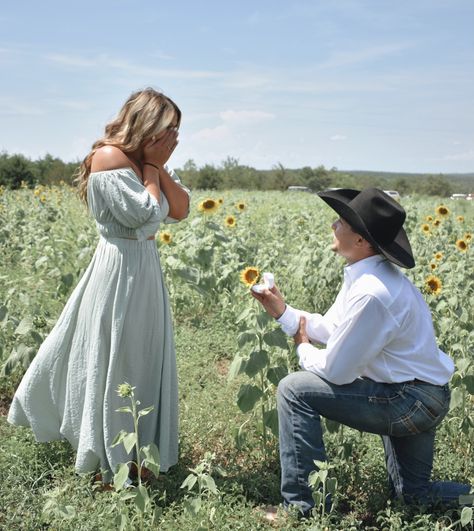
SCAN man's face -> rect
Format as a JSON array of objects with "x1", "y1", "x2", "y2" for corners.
[{"x1": 330, "y1": 217, "x2": 361, "y2": 262}]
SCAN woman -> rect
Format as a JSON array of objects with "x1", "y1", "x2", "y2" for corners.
[{"x1": 8, "y1": 88, "x2": 190, "y2": 482}]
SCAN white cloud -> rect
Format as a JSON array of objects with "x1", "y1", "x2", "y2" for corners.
[
  {"x1": 443, "y1": 149, "x2": 474, "y2": 161},
  {"x1": 330, "y1": 134, "x2": 347, "y2": 141},
  {"x1": 0, "y1": 98, "x2": 45, "y2": 116},
  {"x1": 318, "y1": 42, "x2": 414, "y2": 70},
  {"x1": 192, "y1": 125, "x2": 232, "y2": 142},
  {"x1": 44, "y1": 52, "x2": 223, "y2": 80},
  {"x1": 220, "y1": 109, "x2": 275, "y2": 124}
]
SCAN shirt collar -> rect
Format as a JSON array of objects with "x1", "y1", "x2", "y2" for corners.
[{"x1": 343, "y1": 254, "x2": 387, "y2": 286}]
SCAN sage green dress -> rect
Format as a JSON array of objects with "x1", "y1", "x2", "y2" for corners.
[{"x1": 8, "y1": 167, "x2": 189, "y2": 479}]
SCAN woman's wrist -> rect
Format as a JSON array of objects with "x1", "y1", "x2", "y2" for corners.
[{"x1": 143, "y1": 161, "x2": 163, "y2": 172}]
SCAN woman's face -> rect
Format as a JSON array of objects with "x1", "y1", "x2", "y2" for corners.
[{"x1": 152, "y1": 113, "x2": 180, "y2": 142}]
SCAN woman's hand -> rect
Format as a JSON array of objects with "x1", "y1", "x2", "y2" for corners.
[{"x1": 143, "y1": 128, "x2": 179, "y2": 168}]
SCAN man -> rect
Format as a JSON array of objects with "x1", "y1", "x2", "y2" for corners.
[{"x1": 252, "y1": 188, "x2": 471, "y2": 517}]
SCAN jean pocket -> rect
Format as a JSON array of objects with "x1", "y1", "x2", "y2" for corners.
[{"x1": 390, "y1": 399, "x2": 445, "y2": 436}]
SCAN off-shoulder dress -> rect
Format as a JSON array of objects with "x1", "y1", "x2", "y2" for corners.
[{"x1": 8, "y1": 167, "x2": 189, "y2": 479}]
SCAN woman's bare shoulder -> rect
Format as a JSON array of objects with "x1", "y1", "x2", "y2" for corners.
[{"x1": 90, "y1": 146, "x2": 131, "y2": 173}]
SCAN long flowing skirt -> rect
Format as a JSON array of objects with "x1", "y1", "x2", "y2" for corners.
[{"x1": 8, "y1": 236, "x2": 178, "y2": 477}]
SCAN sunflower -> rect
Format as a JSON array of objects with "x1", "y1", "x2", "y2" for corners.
[
  {"x1": 456, "y1": 215, "x2": 464, "y2": 223},
  {"x1": 240, "y1": 266, "x2": 260, "y2": 287},
  {"x1": 425, "y1": 215, "x2": 433, "y2": 222},
  {"x1": 434, "y1": 252, "x2": 443, "y2": 261},
  {"x1": 218, "y1": 198, "x2": 224, "y2": 204},
  {"x1": 455, "y1": 239, "x2": 468, "y2": 252},
  {"x1": 465, "y1": 233, "x2": 472, "y2": 242},
  {"x1": 198, "y1": 198, "x2": 219, "y2": 214},
  {"x1": 425, "y1": 275, "x2": 442, "y2": 295},
  {"x1": 236, "y1": 202, "x2": 246, "y2": 211},
  {"x1": 224, "y1": 215, "x2": 236, "y2": 228},
  {"x1": 159, "y1": 231, "x2": 172, "y2": 244},
  {"x1": 421, "y1": 224, "x2": 431, "y2": 234},
  {"x1": 435, "y1": 205, "x2": 449, "y2": 217},
  {"x1": 432, "y1": 218, "x2": 441, "y2": 227},
  {"x1": 429, "y1": 263, "x2": 437, "y2": 271}
]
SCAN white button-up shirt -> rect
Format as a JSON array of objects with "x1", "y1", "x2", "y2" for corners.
[{"x1": 277, "y1": 255, "x2": 454, "y2": 385}]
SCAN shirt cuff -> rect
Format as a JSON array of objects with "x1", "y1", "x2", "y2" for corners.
[
  {"x1": 277, "y1": 305, "x2": 300, "y2": 336},
  {"x1": 296, "y1": 342, "x2": 320, "y2": 370}
]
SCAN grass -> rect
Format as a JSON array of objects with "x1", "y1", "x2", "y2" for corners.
[
  {"x1": 0, "y1": 187, "x2": 473, "y2": 529},
  {"x1": 0, "y1": 311, "x2": 472, "y2": 530}
]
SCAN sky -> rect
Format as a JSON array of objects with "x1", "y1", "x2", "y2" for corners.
[{"x1": 1, "y1": 0, "x2": 473, "y2": 173}]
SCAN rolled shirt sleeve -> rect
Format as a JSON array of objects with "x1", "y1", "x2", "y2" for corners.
[{"x1": 277, "y1": 303, "x2": 338, "y2": 345}]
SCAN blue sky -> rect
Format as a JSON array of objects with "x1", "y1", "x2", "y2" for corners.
[{"x1": 1, "y1": 0, "x2": 473, "y2": 173}]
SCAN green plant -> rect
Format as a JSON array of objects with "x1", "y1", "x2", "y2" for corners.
[
  {"x1": 228, "y1": 304, "x2": 291, "y2": 455},
  {"x1": 180, "y1": 451, "x2": 223, "y2": 526},
  {"x1": 308, "y1": 459, "x2": 338, "y2": 520},
  {"x1": 109, "y1": 382, "x2": 161, "y2": 531}
]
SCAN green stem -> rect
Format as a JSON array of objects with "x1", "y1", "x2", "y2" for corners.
[
  {"x1": 260, "y1": 368, "x2": 267, "y2": 454},
  {"x1": 131, "y1": 394, "x2": 142, "y2": 489}
]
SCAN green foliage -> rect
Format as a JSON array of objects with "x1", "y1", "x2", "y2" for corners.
[
  {"x1": 0, "y1": 152, "x2": 36, "y2": 189},
  {"x1": 0, "y1": 188, "x2": 473, "y2": 529}
]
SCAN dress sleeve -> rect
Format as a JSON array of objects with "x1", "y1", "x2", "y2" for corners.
[
  {"x1": 98, "y1": 169, "x2": 163, "y2": 240},
  {"x1": 162, "y1": 165, "x2": 191, "y2": 224}
]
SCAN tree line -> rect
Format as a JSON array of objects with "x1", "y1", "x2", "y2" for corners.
[{"x1": 0, "y1": 151, "x2": 471, "y2": 197}]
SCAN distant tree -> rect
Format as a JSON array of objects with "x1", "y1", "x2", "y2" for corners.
[
  {"x1": 270, "y1": 162, "x2": 289, "y2": 190},
  {"x1": 300, "y1": 165, "x2": 331, "y2": 191},
  {"x1": 0, "y1": 153, "x2": 35, "y2": 189},
  {"x1": 393, "y1": 177, "x2": 411, "y2": 195},
  {"x1": 417, "y1": 175, "x2": 453, "y2": 197},
  {"x1": 179, "y1": 159, "x2": 199, "y2": 189},
  {"x1": 35, "y1": 153, "x2": 76, "y2": 184},
  {"x1": 196, "y1": 164, "x2": 222, "y2": 189}
]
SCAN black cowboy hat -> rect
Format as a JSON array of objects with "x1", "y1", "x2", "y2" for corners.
[{"x1": 317, "y1": 187, "x2": 415, "y2": 268}]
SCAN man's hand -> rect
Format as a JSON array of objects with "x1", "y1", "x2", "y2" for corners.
[
  {"x1": 294, "y1": 316, "x2": 309, "y2": 346},
  {"x1": 251, "y1": 285, "x2": 286, "y2": 319}
]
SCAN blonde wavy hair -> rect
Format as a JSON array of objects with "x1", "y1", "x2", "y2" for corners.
[{"x1": 75, "y1": 88, "x2": 181, "y2": 203}]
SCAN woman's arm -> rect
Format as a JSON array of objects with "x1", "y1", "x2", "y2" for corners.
[
  {"x1": 158, "y1": 166, "x2": 189, "y2": 220},
  {"x1": 143, "y1": 129, "x2": 189, "y2": 220}
]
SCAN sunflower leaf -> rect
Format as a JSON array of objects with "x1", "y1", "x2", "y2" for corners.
[{"x1": 237, "y1": 384, "x2": 263, "y2": 413}]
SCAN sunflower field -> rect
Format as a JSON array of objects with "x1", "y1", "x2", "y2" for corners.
[{"x1": 0, "y1": 182, "x2": 473, "y2": 530}]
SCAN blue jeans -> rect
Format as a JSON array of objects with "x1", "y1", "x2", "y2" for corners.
[{"x1": 277, "y1": 371, "x2": 471, "y2": 515}]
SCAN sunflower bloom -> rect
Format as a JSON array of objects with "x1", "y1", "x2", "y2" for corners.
[
  {"x1": 425, "y1": 275, "x2": 442, "y2": 295},
  {"x1": 430, "y1": 263, "x2": 437, "y2": 271},
  {"x1": 198, "y1": 198, "x2": 219, "y2": 214},
  {"x1": 432, "y1": 218, "x2": 441, "y2": 227},
  {"x1": 225, "y1": 215, "x2": 236, "y2": 228},
  {"x1": 465, "y1": 233, "x2": 472, "y2": 242},
  {"x1": 434, "y1": 252, "x2": 443, "y2": 261},
  {"x1": 236, "y1": 202, "x2": 246, "y2": 211},
  {"x1": 455, "y1": 239, "x2": 468, "y2": 252},
  {"x1": 240, "y1": 266, "x2": 260, "y2": 287},
  {"x1": 425, "y1": 215, "x2": 433, "y2": 222},
  {"x1": 159, "y1": 231, "x2": 172, "y2": 244},
  {"x1": 435, "y1": 205, "x2": 449, "y2": 217},
  {"x1": 456, "y1": 215, "x2": 464, "y2": 223},
  {"x1": 218, "y1": 198, "x2": 224, "y2": 204},
  {"x1": 421, "y1": 224, "x2": 431, "y2": 234}
]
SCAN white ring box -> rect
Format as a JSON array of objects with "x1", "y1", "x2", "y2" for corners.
[{"x1": 251, "y1": 272, "x2": 274, "y2": 293}]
